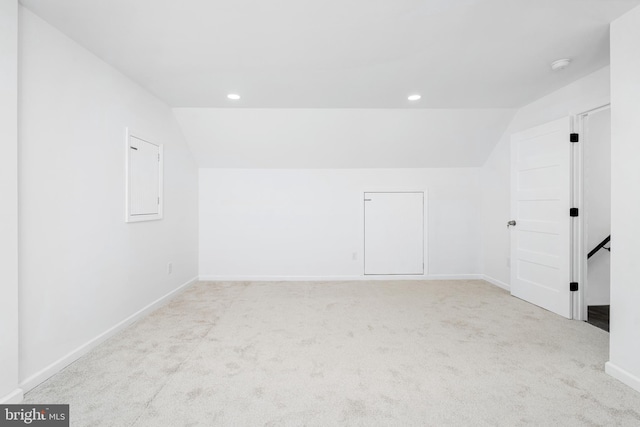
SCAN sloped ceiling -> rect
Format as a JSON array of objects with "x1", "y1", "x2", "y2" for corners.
[{"x1": 174, "y1": 109, "x2": 516, "y2": 168}]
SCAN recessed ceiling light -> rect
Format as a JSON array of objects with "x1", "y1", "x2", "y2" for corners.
[
  {"x1": 551, "y1": 59, "x2": 571, "y2": 71},
  {"x1": 408, "y1": 94, "x2": 421, "y2": 101},
  {"x1": 227, "y1": 93, "x2": 241, "y2": 100}
]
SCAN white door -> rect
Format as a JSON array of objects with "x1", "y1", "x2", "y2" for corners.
[
  {"x1": 364, "y1": 192, "x2": 424, "y2": 275},
  {"x1": 510, "y1": 117, "x2": 572, "y2": 318}
]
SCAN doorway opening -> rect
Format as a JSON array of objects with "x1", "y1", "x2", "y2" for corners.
[
  {"x1": 577, "y1": 105, "x2": 611, "y2": 331},
  {"x1": 508, "y1": 111, "x2": 611, "y2": 323}
]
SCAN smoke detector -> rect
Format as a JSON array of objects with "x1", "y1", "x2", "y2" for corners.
[{"x1": 551, "y1": 59, "x2": 571, "y2": 71}]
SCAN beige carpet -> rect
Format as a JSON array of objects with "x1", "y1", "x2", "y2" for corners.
[{"x1": 24, "y1": 280, "x2": 640, "y2": 426}]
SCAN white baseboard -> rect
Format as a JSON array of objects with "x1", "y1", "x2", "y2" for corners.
[
  {"x1": 0, "y1": 388, "x2": 24, "y2": 404},
  {"x1": 199, "y1": 274, "x2": 483, "y2": 282},
  {"x1": 19, "y1": 276, "x2": 199, "y2": 393},
  {"x1": 481, "y1": 275, "x2": 510, "y2": 291},
  {"x1": 426, "y1": 274, "x2": 483, "y2": 281},
  {"x1": 605, "y1": 361, "x2": 640, "y2": 393}
]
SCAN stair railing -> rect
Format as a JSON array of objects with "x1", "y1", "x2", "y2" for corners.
[{"x1": 588, "y1": 235, "x2": 611, "y2": 259}]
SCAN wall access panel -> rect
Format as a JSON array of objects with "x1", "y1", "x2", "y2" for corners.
[
  {"x1": 364, "y1": 192, "x2": 424, "y2": 275},
  {"x1": 126, "y1": 129, "x2": 163, "y2": 222}
]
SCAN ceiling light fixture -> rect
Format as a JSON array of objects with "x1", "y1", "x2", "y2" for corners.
[
  {"x1": 227, "y1": 93, "x2": 241, "y2": 100},
  {"x1": 551, "y1": 58, "x2": 571, "y2": 71},
  {"x1": 408, "y1": 94, "x2": 421, "y2": 101}
]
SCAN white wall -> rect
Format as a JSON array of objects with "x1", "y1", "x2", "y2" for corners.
[
  {"x1": 606, "y1": 4, "x2": 640, "y2": 393},
  {"x1": 200, "y1": 168, "x2": 481, "y2": 279},
  {"x1": 584, "y1": 108, "x2": 611, "y2": 306},
  {"x1": 0, "y1": 0, "x2": 21, "y2": 404},
  {"x1": 18, "y1": 9, "x2": 199, "y2": 390},
  {"x1": 480, "y1": 67, "x2": 611, "y2": 289}
]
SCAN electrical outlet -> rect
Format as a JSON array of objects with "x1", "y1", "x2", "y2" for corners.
[{"x1": 167, "y1": 262, "x2": 173, "y2": 275}]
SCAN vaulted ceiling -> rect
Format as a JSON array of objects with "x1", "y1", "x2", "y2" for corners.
[
  {"x1": 20, "y1": 0, "x2": 640, "y2": 108},
  {"x1": 19, "y1": 1, "x2": 638, "y2": 168}
]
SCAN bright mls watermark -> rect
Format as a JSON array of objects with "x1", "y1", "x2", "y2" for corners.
[{"x1": 0, "y1": 405, "x2": 68, "y2": 426}]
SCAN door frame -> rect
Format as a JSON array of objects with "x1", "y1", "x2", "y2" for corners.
[
  {"x1": 573, "y1": 104, "x2": 611, "y2": 321},
  {"x1": 360, "y1": 189, "x2": 428, "y2": 277}
]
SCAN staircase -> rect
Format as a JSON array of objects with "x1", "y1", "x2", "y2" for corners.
[{"x1": 587, "y1": 235, "x2": 611, "y2": 332}]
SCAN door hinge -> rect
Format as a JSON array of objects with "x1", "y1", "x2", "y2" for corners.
[
  {"x1": 158, "y1": 154, "x2": 160, "y2": 161},
  {"x1": 570, "y1": 133, "x2": 579, "y2": 143},
  {"x1": 570, "y1": 282, "x2": 579, "y2": 292},
  {"x1": 570, "y1": 208, "x2": 579, "y2": 217},
  {"x1": 157, "y1": 197, "x2": 160, "y2": 205}
]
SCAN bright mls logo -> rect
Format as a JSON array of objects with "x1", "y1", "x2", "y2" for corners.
[{"x1": 0, "y1": 405, "x2": 69, "y2": 426}]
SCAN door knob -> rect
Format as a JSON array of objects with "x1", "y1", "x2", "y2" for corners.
[{"x1": 507, "y1": 220, "x2": 516, "y2": 228}]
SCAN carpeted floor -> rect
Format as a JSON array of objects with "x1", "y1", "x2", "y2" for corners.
[{"x1": 24, "y1": 280, "x2": 640, "y2": 426}]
